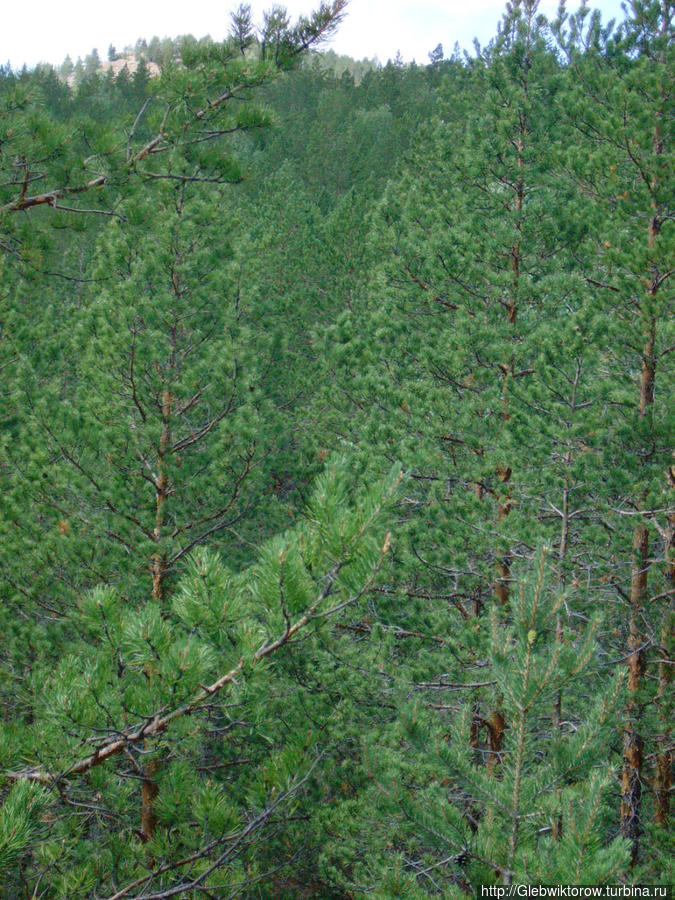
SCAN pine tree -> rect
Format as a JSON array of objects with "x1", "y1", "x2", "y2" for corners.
[
  {"x1": 554, "y1": 0, "x2": 674, "y2": 867},
  {"x1": 368, "y1": 550, "x2": 630, "y2": 891},
  {"x1": 1, "y1": 2, "x2": 672, "y2": 893},
  {"x1": 2, "y1": 461, "x2": 400, "y2": 896},
  {"x1": 0, "y1": 2, "x2": 347, "y2": 229}
]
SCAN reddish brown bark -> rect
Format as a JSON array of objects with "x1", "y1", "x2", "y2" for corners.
[
  {"x1": 618, "y1": 277, "x2": 657, "y2": 860},
  {"x1": 654, "y1": 491, "x2": 674, "y2": 828},
  {"x1": 619, "y1": 50, "x2": 663, "y2": 848},
  {"x1": 653, "y1": 632, "x2": 672, "y2": 828},
  {"x1": 627, "y1": 10, "x2": 669, "y2": 836},
  {"x1": 628, "y1": 526, "x2": 649, "y2": 697},
  {"x1": 470, "y1": 703, "x2": 484, "y2": 773},
  {"x1": 621, "y1": 521, "x2": 649, "y2": 861},
  {"x1": 150, "y1": 389, "x2": 173, "y2": 602},
  {"x1": 486, "y1": 709, "x2": 506, "y2": 774},
  {"x1": 619, "y1": 302, "x2": 656, "y2": 861},
  {"x1": 621, "y1": 726, "x2": 644, "y2": 866}
]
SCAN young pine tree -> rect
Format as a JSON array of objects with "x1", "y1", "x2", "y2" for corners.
[
  {"x1": 2, "y1": 461, "x2": 400, "y2": 897},
  {"x1": 370, "y1": 550, "x2": 630, "y2": 893}
]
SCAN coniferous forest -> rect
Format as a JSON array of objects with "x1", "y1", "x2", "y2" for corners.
[{"x1": 0, "y1": 0, "x2": 673, "y2": 895}]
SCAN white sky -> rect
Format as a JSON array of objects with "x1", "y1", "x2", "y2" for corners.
[{"x1": 3, "y1": 0, "x2": 627, "y2": 70}]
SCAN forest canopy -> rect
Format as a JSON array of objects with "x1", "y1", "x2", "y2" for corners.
[{"x1": 0, "y1": 0, "x2": 673, "y2": 896}]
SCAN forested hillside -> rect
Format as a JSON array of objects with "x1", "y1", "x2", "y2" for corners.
[{"x1": 0, "y1": 0, "x2": 673, "y2": 896}]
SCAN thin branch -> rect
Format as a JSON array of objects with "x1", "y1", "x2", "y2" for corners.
[
  {"x1": 108, "y1": 758, "x2": 322, "y2": 900},
  {"x1": 127, "y1": 98, "x2": 152, "y2": 163},
  {"x1": 49, "y1": 202, "x2": 126, "y2": 220}
]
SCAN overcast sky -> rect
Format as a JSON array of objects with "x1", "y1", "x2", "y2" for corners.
[{"x1": 3, "y1": 0, "x2": 627, "y2": 70}]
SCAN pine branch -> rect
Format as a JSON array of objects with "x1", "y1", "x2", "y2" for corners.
[
  {"x1": 6, "y1": 529, "x2": 393, "y2": 786},
  {"x1": 103, "y1": 759, "x2": 321, "y2": 900},
  {"x1": 1, "y1": 175, "x2": 107, "y2": 213}
]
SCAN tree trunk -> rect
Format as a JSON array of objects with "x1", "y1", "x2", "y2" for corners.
[
  {"x1": 486, "y1": 709, "x2": 506, "y2": 775},
  {"x1": 654, "y1": 484, "x2": 674, "y2": 828},
  {"x1": 145, "y1": 389, "x2": 173, "y2": 841},
  {"x1": 150, "y1": 388, "x2": 173, "y2": 601},
  {"x1": 493, "y1": 122, "x2": 523, "y2": 606},
  {"x1": 621, "y1": 524, "x2": 648, "y2": 863},
  {"x1": 619, "y1": 58, "x2": 661, "y2": 847},
  {"x1": 494, "y1": 465, "x2": 513, "y2": 606},
  {"x1": 653, "y1": 611, "x2": 672, "y2": 828},
  {"x1": 620, "y1": 320, "x2": 653, "y2": 861}
]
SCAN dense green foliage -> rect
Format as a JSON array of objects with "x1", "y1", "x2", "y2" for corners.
[{"x1": 0, "y1": 0, "x2": 673, "y2": 896}]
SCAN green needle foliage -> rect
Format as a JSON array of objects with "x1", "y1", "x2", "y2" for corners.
[
  {"x1": 0, "y1": 0, "x2": 673, "y2": 895},
  {"x1": 363, "y1": 550, "x2": 630, "y2": 892},
  {"x1": 2, "y1": 460, "x2": 400, "y2": 896}
]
